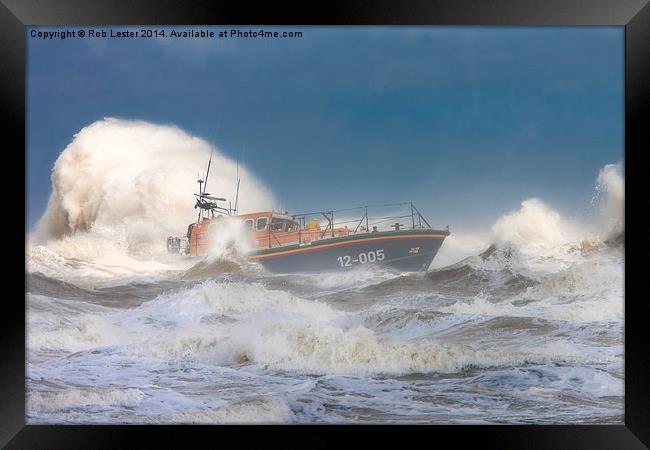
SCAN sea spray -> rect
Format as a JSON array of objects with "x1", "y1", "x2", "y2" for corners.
[
  {"x1": 28, "y1": 118, "x2": 275, "y2": 279},
  {"x1": 433, "y1": 161, "x2": 623, "y2": 272},
  {"x1": 594, "y1": 162, "x2": 624, "y2": 242},
  {"x1": 491, "y1": 198, "x2": 583, "y2": 254},
  {"x1": 35, "y1": 118, "x2": 274, "y2": 241},
  {"x1": 203, "y1": 217, "x2": 253, "y2": 262}
]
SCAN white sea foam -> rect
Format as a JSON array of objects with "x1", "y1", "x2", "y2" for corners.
[
  {"x1": 27, "y1": 387, "x2": 292, "y2": 424},
  {"x1": 594, "y1": 162, "x2": 624, "y2": 240},
  {"x1": 438, "y1": 252, "x2": 623, "y2": 323},
  {"x1": 437, "y1": 163, "x2": 624, "y2": 275},
  {"x1": 28, "y1": 388, "x2": 146, "y2": 412},
  {"x1": 429, "y1": 231, "x2": 491, "y2": 269},
  {"x1": 203, "y1": 217, "x2": 253, "y2": 262},
  {"x1": 161, "y1": 396, "x2": 293, "y2": 424},
  {"x1": 28, "y1": 279, "x2": 618, "y2": 377},
  {"x1": 28, "y1": 118, "x2": 274, "y2": 280},
  {"x1": 491, "y1": 198, "x2": 586, "y2": 256},
  {"x1": 26, "y1": 147, "x2": 625, "y2": 423}
]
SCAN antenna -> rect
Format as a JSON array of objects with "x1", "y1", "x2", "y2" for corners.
[
  {"x1": 196, "y1": 171, "x2": 204, "y2": 222},
  {"x1": 203, "y1": 151, "x2": 213, "y2": 195},
  {"x1": 234, "y1": 160, "x2": 240, "y2": 215},
  {"x1": 195, "y1": 152, "x2": 214, "y2": 221}
]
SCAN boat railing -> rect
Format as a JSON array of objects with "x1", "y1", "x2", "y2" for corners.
[{"x1": 263, "y1": 202, "x2": 437, "y2": 249}]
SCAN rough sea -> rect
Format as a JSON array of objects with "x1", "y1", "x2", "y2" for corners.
[
  {"x1": 25, "y1": 119, "x2": 624, "y2": 424},
  {"x1": 26, "y1": 233, "x2": 624, "y2": 424}
]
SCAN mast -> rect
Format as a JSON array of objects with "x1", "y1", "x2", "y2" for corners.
[
  {"x1": 234, "y1": 160, "x2": 240, "y2": 215},
  {"x1": 193, "y1": 150, "x2": 231, "y2": 222},
  {"x1": 196, "y1": 171, "x2": 203, "y2": 222},
  {"x1": 204, "y1": 151, "x2": 212, "y2": 198}
]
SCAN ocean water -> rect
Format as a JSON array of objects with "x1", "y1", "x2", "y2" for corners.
[
  {"x1": 25, "y1": 119, "x2": 624, "y2": 424},
  {"x1": 25, "y1": 237, "x2": 624, "y2": 424}
]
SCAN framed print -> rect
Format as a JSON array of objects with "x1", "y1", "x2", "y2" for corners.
[{"x1": 3, "y1": 0, "x2": 648, "y2": 447}]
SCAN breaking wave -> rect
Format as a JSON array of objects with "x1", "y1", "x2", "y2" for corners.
[
  {"x1": 28, "y1": 275, "x2": 619, "y2": 378},
  {"x1": 28, "y1": 118, "x2": 275, "y2": 280},
  {"x1": 595, "y1": 163, "x2": 624, "y2": 243}
]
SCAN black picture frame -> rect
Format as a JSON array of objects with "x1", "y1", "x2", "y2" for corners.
[{"x1": 5, "y1": 0, "x2": 648, "y2": 447}]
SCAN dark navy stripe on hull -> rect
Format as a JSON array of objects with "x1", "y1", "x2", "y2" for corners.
[{"x1": 249, "y1": 230, "x2": 448, "y2": 274}]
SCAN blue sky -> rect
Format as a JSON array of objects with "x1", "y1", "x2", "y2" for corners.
[{"x1": 27, "y1": 26, "x2": 623, "y2": 230}]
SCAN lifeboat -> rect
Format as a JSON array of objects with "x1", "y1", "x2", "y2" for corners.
[{"x1": 167, "y1": 154, "x2": 449, "y2": 274}]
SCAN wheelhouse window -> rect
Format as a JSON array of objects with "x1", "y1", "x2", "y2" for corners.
[
  {"x1": 270, "y1": 217, "x2": 299, "y2": 232},
  {"x1": 256, "y1": 217, "x2": 268, "y2": 231},
  {"x1": 270, "y1": 218, "x2": 285, "y2": 232},
  {"x1": 243, "y1": 219, "x2": 253, "y2": 231}
]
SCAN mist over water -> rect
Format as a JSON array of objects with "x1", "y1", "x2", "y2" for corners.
[{"x1": 26, "y1": 120, "x2": 624, "y2": 424}]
